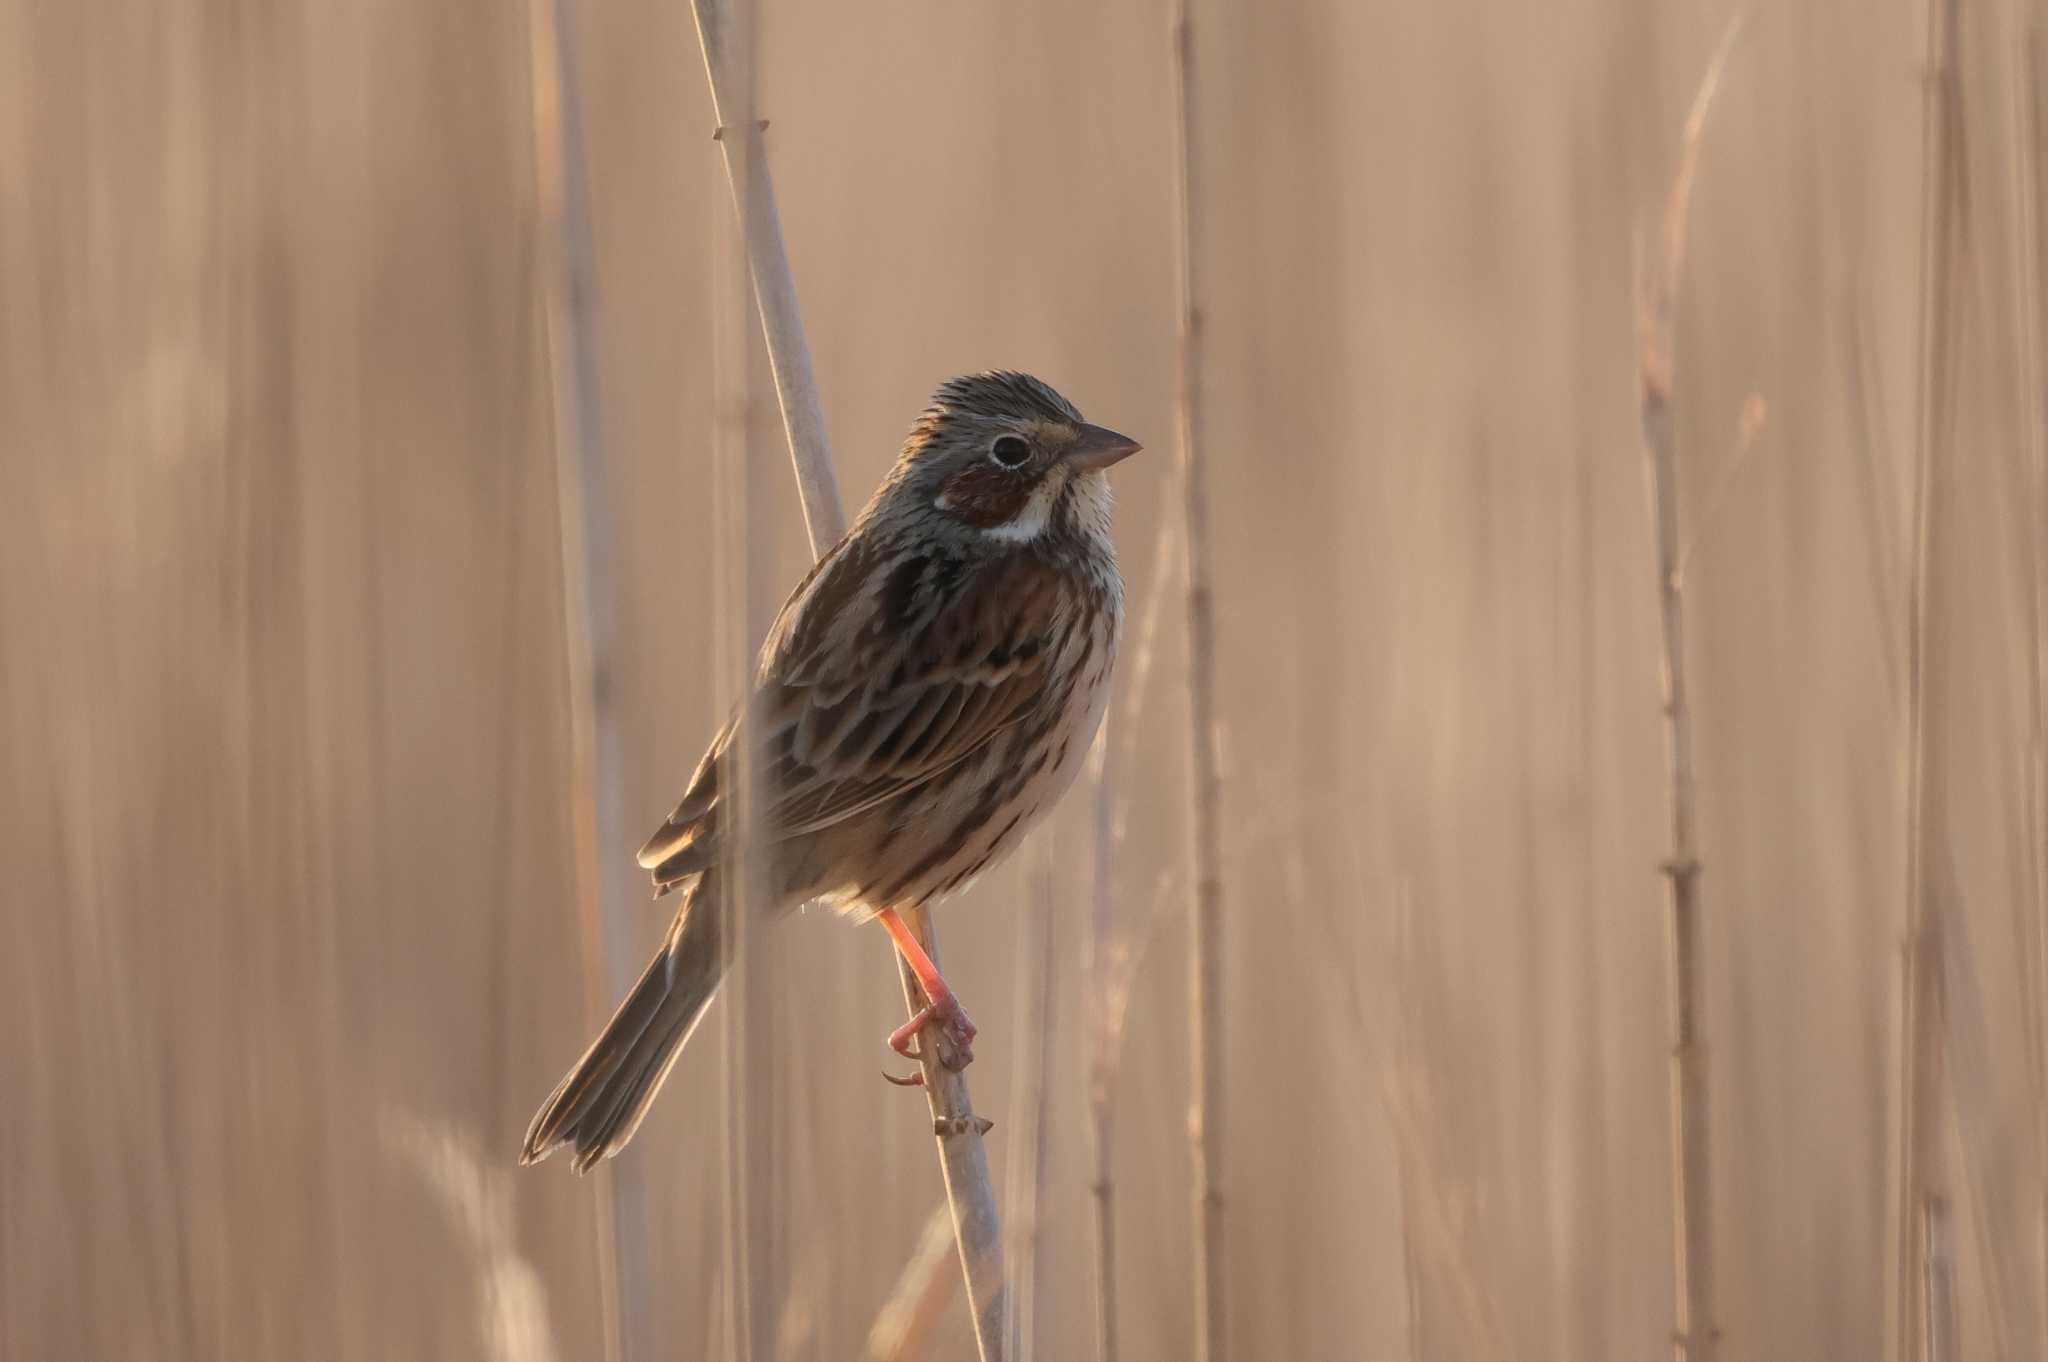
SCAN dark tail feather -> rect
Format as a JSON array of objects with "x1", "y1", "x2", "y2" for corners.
[{"x1": 521, "y1": 875, "x2": 725, "y2": 1172}]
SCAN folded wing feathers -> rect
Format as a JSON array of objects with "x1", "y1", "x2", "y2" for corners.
[{"x1": 634, "y1": 550, "x2": 1067, "y2": 876}]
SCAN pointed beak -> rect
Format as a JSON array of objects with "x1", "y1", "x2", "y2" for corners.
[{"x1": 1064, "y1": 423, "x2": 1143, "y2": 471}]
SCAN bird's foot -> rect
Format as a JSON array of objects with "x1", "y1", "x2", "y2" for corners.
[
  {"x1": 888, "y1": 990, "x2": 977, "y2": 1072},
  {"x1": 874, "y1": 906, "x2": 978, "y2": 1086}
]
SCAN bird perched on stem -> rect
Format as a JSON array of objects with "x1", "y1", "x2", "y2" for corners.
[{"x1": 523, "y1": 372, "x2": 1140, "y2": 1172}]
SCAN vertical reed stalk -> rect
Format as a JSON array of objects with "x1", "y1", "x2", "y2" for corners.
[
  {"x1": 1893, "y1": 1, "x2": 1963, "y2": 1359},
  {"x1": 1632, "y1": 22, "x2": 1744, "y2": 1362},
  {"x1": 524, "y1": 3, "x2": 641, "y2": 1357},
  {"x1": 712, "y1": 215, "x2": 753, "y2": 1362},
  {"x1": 1388, "y1": 884, "x2": 1431, "y2": 1362},
  {"x1": 685, "y1": 2, "x2": 1007, "y2": 1355},
  {"x1": 1083, "y1": 503, "x2": 1173, "y2": 1362},
  {"x1": 1084, "y1": 472, "x2": 1177, "y2": 1362},
  {"x1": 1004, "y1": 856, "x2": 1057, "y2": 1362},
  {"x1": 1168, "y1": 3, "x2": 1225, "y2": 1358},
  {"x1": 1923, "y1": 1198, "x2": 1955, "y2": 1362},
  {"x1": 1086, "y1": 732, "x2": 1122, "y2": 1362},
  {"x1": 708, "y1": 28, "x2": 783, "y2": 1349},
  {"x1": 687, "y1": 0, "x2": 841, "y2": 551},
  {"x1": 2016, "y1": 24, "x2": 2048, "y2": 1342},
  {"x1": 1397, "y1": 1169, "x2": 1425, "y2": 1362}
]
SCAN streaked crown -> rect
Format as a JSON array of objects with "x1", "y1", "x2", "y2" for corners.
[{"x1": 908, "y1": 371, "x2": 1086, "y2": 446}]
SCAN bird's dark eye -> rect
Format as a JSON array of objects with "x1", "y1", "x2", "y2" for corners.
[{"x1": 990, "y1": 435, "x2": 1031, "y2": 468}]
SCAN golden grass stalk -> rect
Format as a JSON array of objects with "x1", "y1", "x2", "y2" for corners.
[
  {"x1": 1891, "y1": 0, "x2": 1962, "y2": 1358},
  {"x1": 685, "y1": 2, "x2": 1007, "y2": 1355},
  {"x1": 1168, "y1": 2, "x2": 1226, "y2": 1357},
  {"x1": 1632, "y1": 19, "x2": 1745, "y2": 1362},
  {"x1": 523, "y1": 3, "x2": 641, "y2": 1357}
]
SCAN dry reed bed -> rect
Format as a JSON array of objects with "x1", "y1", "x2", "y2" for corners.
[{"x1": 4, "y1": 3, "x2": 2048, "y2": 1360}]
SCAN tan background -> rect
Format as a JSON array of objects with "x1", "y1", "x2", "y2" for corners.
[{"x1": 3, "y1": 1, "x2": 2043, "y2": 1359}]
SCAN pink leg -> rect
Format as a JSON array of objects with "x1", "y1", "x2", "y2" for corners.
[{"x1": 876, "y1": 908, "x2": 977, "y2": 1072}]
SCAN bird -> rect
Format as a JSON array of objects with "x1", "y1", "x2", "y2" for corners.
[{"x1": 522, "y1": 371, "x2": 1140, "y2": 1172}]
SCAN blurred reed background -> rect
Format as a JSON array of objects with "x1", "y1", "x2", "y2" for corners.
[{"x1": 3, "y1": 1, "x2": 2045, "y2": 1360}]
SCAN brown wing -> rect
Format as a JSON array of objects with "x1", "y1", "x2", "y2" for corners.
[{"x1": 635, "y1": 537, "x2": 1072, "y2": 883}]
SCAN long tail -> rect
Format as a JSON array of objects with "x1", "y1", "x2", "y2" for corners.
[{"x1": 521, "y1": 874, "x2": 725, "y2": 1172}]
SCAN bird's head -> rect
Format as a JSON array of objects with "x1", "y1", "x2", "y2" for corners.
[{"x1": 889, "y1": 371, "x2": 1141, "y2": 544}]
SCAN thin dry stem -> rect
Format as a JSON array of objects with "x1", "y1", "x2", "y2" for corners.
[
  {"x1": 1923, "y1": 1197, "x2": 1955, "y2": 1362},
  {"x1": 1085, "y1": 728, "x2": 1122, "y2": 1362},
  {"x1": 2016, "y1": 24, "x2": 2048, "y2": 1343},
  {"x1": 524, "y1": 2, "x2": 640, "y2": 1357},
  {"x1": 1636, "y1": 18, "x2": 1749, "y2": 406},
  {"x1": 1002, "y1": 858, "x2": 1057, "y2": 1362},
  {"x1": 1938, "y1": 889, "x2": 2027, "y2": 1357},
  {"x1": 1083, "y1": 824, "x2": 1178, "y2": 1362},
  {"x1": 1892, "y1": 0, "x2": 1963, "y2": 1358},
  {"x1": 1084, "y1": 508, "x2": 1174, "y2": 1362},
  {"x1": 689, "y1": 0, "x2": 842, "y2": 551},
  {"x1": 1397, "y1": 1166, "x2": 1425, "y2": 1362},
  {"x1": 1169, "y1": 2, "x2": 1226, "y2": 1357},
  {"x1": 687, "y1": 1, "x2": 1006, "y2": 1355},
  {"x1": 1632, "y1": 19, "x2": 1745, "y2": 1361},
  {"x1": 708, "y1": 45, "x2": 785, "y2": 1352}
]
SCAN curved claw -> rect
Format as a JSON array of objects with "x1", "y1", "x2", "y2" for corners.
[
  {"x1": 889, "y1": 1005, "x2": 937, "y2": 1060},
  {"x1": 882, "y1": 1067, "x2": 927, "y2": 1087}
]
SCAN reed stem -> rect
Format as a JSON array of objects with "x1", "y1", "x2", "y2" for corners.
[
  {"x1": 1086, "y1": 731, "x2": 1123, "y2": 1362},
  {"x1": 2014, "y1": 23, "x2": 2048, "y2": 1348},
  {"x1": 525, "y1": 2, "x2": 643, "y2": 1356},
  {"x1": 1892, "y1": 1, "x2": 1963, "y2": 1359},
  {"x1": 1168, "y1": 2, "x2": 1226, "y2": 1358},
  {"x1": 685, "y1": 2, "x2": 1006, "y2": 1354},
  {"x1": 1631, "y1": 21, "x2": 1745, "y2": 1361}
]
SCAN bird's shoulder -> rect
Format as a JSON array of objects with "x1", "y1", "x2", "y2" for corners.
[{"x1": 762, "y1": 528, "x2": 1082, "y2": 696}]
